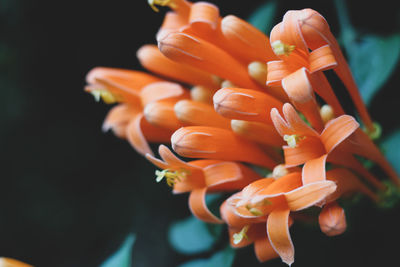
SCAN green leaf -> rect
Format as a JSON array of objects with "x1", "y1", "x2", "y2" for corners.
[
  {"x1": 381, "y1": 130, "x2": 400, "y2": 175},
  {"x1": 335, "y1": 0, "x2": 400, "y2": 105},
  {"x1": 100, "y1": 234, "x2": 136, "y2": 267},
  {"x1": 168, "y1": 215, "x2": 222, "y2": 255},
  {"x1": 178, "y1": 246, "x2": 235, "y2": 267},
  {"x1": 347, "y1": 34, "x2": 400, "y2": 105},
  {"x1": 247, "y1": 0, "x2": 277, "y2": 34}
]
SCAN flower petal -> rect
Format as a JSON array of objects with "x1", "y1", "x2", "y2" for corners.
[
  {"x1": 308, "y1": 45, "x2": 337, "y2": 72},
  {"x1": 283, "y1": 136, "x2": 326, "y2": 167},
  {"x1": 254, "y1": 236, "x2": 280, "y2": 263},
  {"x1": 267, "y1": 208, "x2": 294, "y2": 266},
  {"x1": 158, "y1": 145, "x2": 201, "y2": 171},
  {"x1": 189, "y1": 2, "x2": 219, "y2": 34},
  {"x1": 281, "y1": 68, "x2": 324, "y2": 132},
  {"x1": 102, "y1": 104, "x2": 140, "y2": 139},
  {"x1": 205, "y1": 162, "x2": 260, "y2": 191},
  {"x1": 126, "y1": 113, "x2": 172, "y2": 156},
  {"x1": 285, "y1": 180, "x2": 337, "y2": 211},
  {"x1": 86, "y1": 67, "x2": 161, "y2": 104},
  {"x1": 221, "y1": 200, "x2": 265, "y2": 227},
  {"x1": 302, "y1": 154, "x2": 327, "y2": 184},
  {"x1": 189, "y1": 188, "x2": 223, "y2": 223},
  {"x1": 139, "y1": 81, "x2": 189, "y2": 106},
  {"x1": 266, "y1": 60, "x2": 301, "y2": 87},
  {"x1": 282, "y1": 103, "x2": 319, "y2": 137},
  {"x1": 144, "y1": 101, "x2": 182, "y2": 131},
  {"x1": 125, "y1": 113, "x2": 154, "y2": 156},
  {"x1": 320, "y1": 115, "x2": 359, "y2": 153}
]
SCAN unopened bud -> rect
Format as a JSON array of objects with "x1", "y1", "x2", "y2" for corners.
[
  {"x1": 248, "y1": 61, "x2": 268, "y2": 86},
  {"x1": 190, "y1": 85, "x2": 217, "y2": 104},
  {"x1": 320, "y1": 104, "x2": 334, "y2": 124},
  {"x1": 272, "y1": 164, "x2": 289, "y2": 179},
  {"x1": 221, "y1": 80, "x2": 236, "y2": 88},
  {"x1": 319, "y1": 202, "x2": 347, "y2": 236}
]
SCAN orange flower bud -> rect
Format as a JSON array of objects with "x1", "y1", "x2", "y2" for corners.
[{"x1": 318, "y1": 202, "x2": 347, "y2": 236}]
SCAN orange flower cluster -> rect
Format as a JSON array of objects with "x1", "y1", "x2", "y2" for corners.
[{"x1": 85, "y1": 0, "x2": 398, "y2": 265}]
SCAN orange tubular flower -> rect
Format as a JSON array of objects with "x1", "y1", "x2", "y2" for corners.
[
  {"x1": 267, "y1": 37, "x2": 345, "y2": 121},
  {"x1": 213, "y1": 87, "x2": 283, "y2": 124},
  {"x1": 171, "y1": 126, "x2": 277, "y2": 168},
  {"x1": 174, "y1": 99, "x2": 231, "y2": 129},
  {"x1": 269, "y1": 9, "x2": 375, "y2": 132},
  {"x1": 226, "y1": 167, "x2": 376, "y2": 265},
  {"x1": 221, "y1": 200, "x2": 279, "y2": 263},
  {"x1": 158, "y1": 32, "x2": 263, "y2": 90},
  {"x1": 85, "y1": 67, "x2": 162, "y2": 106},
  {"x1": 227, "y1": 172, "x2": 337, "y2": 265},
  {"x1": 85, "y1": 67, "x2": 190, "y2": 156},
  {"x1": 270, "y1": 103, "x2": 386, "y2": 190},
  {"x1": 137, "y1": 44, "x2": 220, "y2": 89},
  {"x1": 146, "y1": 145, "x2": 261, "y2": 223}
]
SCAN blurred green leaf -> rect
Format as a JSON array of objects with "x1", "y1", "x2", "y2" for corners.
[
  {"x1": 247, "y1": 0, "x2": 277, "y2": 34},
  {"x1": 346, "y1": 34, "x2": 400, "y2": 105},
  {"x1": 178, "y1": 246, "x2": 235, "y2": 267},
  {"x1": 381, "y1": 130, "x2": 400, "y2": 175},
  {"x1": 100, "y1": 234, "x2": 135, "y2": 267},
  {"x1": 168, "y1": 215, "x2": 222, "y2": 255},
  {"x1": 335, "y1": 0, "x2": 400, "y2": 105}
]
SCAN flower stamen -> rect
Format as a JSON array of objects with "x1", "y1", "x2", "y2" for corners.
[
  {"x1": 283, "y1": 134, "x2": 303, "y2": 148},
  {"x1": 155, "y1": 169, "x2": 189, "y2": 187},
  {"x1": 89, "y1": 89, "x2": 122, "y2": 104},
  {"x1": 233, "y1": 225, "x2": 250, "y2": 244},
  {"x1": 245, "y1": 204, "x2": 266, "y2": 216},
  {"x1": 271, "y1": 40, "x2": 295, "y2": 56},
  {"x1": 148, "y1": 0, "x2": 177, "y2": 12}
]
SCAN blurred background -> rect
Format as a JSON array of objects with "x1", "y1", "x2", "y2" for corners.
[{"x1": 1, "y1": 0, "x2": 400, "y2": 266}]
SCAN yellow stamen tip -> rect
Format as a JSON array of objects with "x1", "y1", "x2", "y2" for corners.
[
  {"x1": 155, "y1": 168, "x2": 190, "y2": 187},
  {"x1": 148, "y1": 0, "x2": 176, "y2": 12},
  {"x1": 249, "y1": 207, "x2": 263, "y2": 216},
  {"x1": 283, "y1": 134, "x2": 302, "y2": 148},
  {"x1": 271, "y1": 40, "x2": 295, "y2": 56},
  {"x1": 233, "y1": 225, "x2": 249, "y2": 245},
  {"x1": 155, "y1": 169, "x2": 166, "y2": 182},
  {"x1": 89, "y1": 89, "x2": 120, "y2": 104}
]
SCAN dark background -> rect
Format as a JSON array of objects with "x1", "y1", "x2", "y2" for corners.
[{"x1": 1, "y1": 0, "x2": 400, "y2": 266}]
